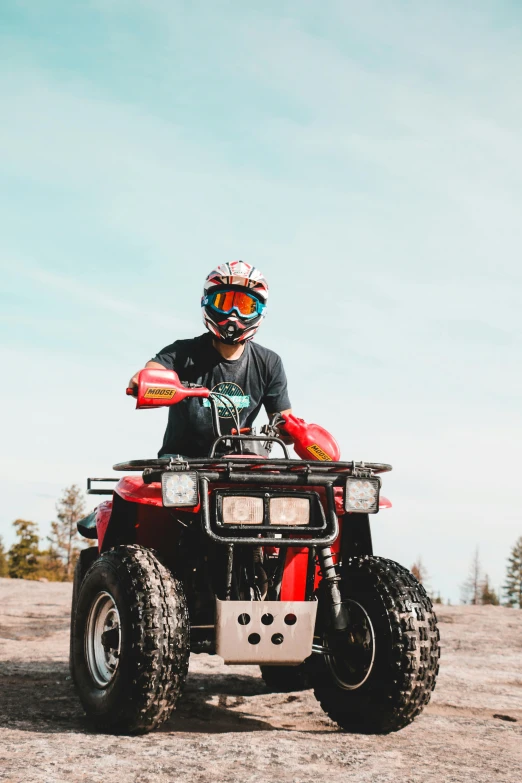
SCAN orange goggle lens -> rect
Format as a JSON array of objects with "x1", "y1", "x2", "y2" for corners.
[{"x1": 211, "y1": 290, "x2": 258, "y2": 316}]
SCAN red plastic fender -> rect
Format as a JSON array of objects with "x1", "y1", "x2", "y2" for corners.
[
  {"x1": 96, "y1": 500, "x2": 114, "y2": 552},
  {"x1": 114, "y1": 475, "x2": 201, "y2": 512},
  {"x1": 115, "y1": 475, "x2": 163, "y2": 506}
]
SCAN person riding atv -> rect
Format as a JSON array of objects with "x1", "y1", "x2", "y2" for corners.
[
  {"x1": 128, "y1": 261, "x2": 292, "y2": 458},
  {"x1": 70, "y1": 262, "x2": 440, "y2": 736}
]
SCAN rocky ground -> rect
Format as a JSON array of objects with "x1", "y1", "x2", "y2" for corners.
[{"x1": 0, "y1": 577, "x2": 521, "y2": 783}]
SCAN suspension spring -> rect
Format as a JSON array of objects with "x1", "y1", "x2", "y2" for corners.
[{"x1": 317, "y1": 545, "x2": 348, "y2": 632}]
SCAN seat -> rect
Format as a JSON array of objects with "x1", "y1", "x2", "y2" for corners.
[{"x1": 77, "y1": 510, "x2": 98, "y2": 539}]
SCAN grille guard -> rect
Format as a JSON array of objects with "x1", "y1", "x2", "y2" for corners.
[{"x1": 199, "y1": 476, "x2": 339, "y2": 546}]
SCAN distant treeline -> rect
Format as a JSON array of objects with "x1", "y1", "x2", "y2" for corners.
[
  {"x1": 0, "y1": 484, "x2": 94, "y2": 582},
  {"x1": 455, "y1": 542, "x2": 522, "y2": 607},
  {"x1": 400, "y1": 542, "x2": 521, "y2": 608}
]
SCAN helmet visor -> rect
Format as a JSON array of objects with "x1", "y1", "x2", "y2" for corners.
[{"x1": 207, "y1": 289, "x2": 264, "y2": 319}]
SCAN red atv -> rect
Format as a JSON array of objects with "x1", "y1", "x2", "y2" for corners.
[{"x1": 70, "y1": 369, "x2": 440, "y2": 734}]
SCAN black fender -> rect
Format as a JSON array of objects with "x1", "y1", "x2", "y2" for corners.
[{"x1": 341, "y1": 513, "x2": 373, "y2": 559}]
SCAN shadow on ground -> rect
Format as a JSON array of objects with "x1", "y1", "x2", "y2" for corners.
[{"x1": 0, "y1": 662, "x2": 284, "y2": 735}]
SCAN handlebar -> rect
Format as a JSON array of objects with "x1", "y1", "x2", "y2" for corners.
[{"x1": 128, "y1": 368, "x2": 211, "y2": 410}]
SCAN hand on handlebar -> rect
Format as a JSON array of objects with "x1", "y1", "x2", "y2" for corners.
[
  {"x1": 269, "y1": 411, "x2": 293, "y2": 444},
  {"x1": 127, "y1": 362, "x2": 166, "y2": 396},
  {"x1": 127, "y1": 371, "x2": 139, "y2": 396}
]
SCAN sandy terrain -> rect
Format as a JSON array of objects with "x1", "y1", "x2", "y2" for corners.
[{"x1": 0, "y1": 577, "x2": 521, "y2": 783}]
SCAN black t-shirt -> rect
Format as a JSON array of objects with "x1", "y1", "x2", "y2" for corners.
[{"x1": 151, "y1": 333, "x2": 291, "y2": 457}]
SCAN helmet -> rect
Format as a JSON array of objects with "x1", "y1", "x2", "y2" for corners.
[{"x1": 202, "y1": 261, "x2": 269, "y2": 344}]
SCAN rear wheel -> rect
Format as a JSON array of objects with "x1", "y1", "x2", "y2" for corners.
[
  {"x1": 71, "y1": 544, "x2": 189, "y2": 734},
  {"x1": 311, "y1": 556, "x2": 440, "y2": 733},
  {"x1": 260, "y1": 663, "x2": 309, "y2": 693}
]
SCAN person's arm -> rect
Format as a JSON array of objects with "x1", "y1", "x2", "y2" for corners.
[
  {"x1": 127, "y1": 341, "x2": 179, "y2": 392},
  {"x1": 127, "y1": 361, "x2": 168, "y2": 391},
  {"x1": 263, "y1": 353, "x2": 292, "y2": 442}
]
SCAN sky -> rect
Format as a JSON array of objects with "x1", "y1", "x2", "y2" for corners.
[{"x1": 0, "y1": 0, "x2": 521, "y2": 602}]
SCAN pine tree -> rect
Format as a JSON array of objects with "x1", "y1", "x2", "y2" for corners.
[
  {"x1": 480, "y1": 574, "x2": 499, "y2": 606},
  {"x1": 461, "y1": 548, "x2": 482, "y2": 605},
  {"x1": 504, "y1": 536, "x2": 522, "y2": 608},
  {"x1": 38, "y1": 530, "x2": 68, "y2": 581},
  {"x1": 0, "y1": 536, "x2": 8, "y2": 577},
  {"x1": 8, "y1": 520, "x2": 41, "y2": 579},
  {"x1": 411, "y1": 558, "x2": 427, "y2": 584},
  {"x1": 51, "y1": 485, "x2": 86, "y2": 580}
]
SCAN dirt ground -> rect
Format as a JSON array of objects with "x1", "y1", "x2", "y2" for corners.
[{"x1": 0, "y1": 577, "x2": 521, "y2": 783}]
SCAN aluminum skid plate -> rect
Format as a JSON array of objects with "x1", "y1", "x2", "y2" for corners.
[{"x1": 215, "y1": 599, "x2": 318, "y2": 665}]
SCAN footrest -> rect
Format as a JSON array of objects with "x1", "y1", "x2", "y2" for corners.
[{"x1": 215, "y1": 599, "x2": 317, "y2": 665}]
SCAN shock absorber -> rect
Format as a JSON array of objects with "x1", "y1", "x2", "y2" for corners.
[{"x1": 317, "y1": 546, "x2": 349, "y2": 632}]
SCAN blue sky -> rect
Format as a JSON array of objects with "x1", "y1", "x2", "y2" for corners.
[{"x1": 1, "y1": 0, "x2": 521, "y2": 601}]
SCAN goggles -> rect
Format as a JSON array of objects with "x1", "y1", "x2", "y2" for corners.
[{"x1": 203, "y1": 289, "x2": 266, "y2": 319}]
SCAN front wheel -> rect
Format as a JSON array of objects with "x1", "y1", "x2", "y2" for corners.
[
  {"x1": 71, "y1": 544, "x2": 189, "y2": 734},
  {"x1": 311, "y1": 556, "x2": 440, "y2": 734}
]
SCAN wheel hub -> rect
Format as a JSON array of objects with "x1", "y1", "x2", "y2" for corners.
[
  {"x1": 85, "y1": 591, "x2": 121, "y2": 688},
  {"x1": 323, "y1": 599, "x2": 375, "y2": 690}
]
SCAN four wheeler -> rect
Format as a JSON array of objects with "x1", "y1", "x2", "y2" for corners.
[{"x1": 70, "y1": 368, "x2": 440, "y2": 734}]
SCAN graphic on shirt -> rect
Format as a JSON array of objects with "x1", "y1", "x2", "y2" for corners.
[{"x1": 203, "y1": 382, "x2": 250, "y2": 418}]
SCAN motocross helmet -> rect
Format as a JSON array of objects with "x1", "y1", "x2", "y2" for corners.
[{"x1": 202, "y1": 261, "x2": 268, "y2": 344}]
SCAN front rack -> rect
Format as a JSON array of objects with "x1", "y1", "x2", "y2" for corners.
[
  {"x1": 87, "y1": 477, "x2": 119, "y2": 495},
  {"x1": 113, "y1": 457, "x2": 392, "y2": 477}
]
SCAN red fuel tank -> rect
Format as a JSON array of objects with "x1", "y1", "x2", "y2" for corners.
[{"x1": 280, "y1": 413, "x2": 341, "y2": 462}]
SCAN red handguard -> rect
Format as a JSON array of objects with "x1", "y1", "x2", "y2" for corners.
[
  {"x1": 279, "y1": 413, "x2": 341, "y2": 462},
  {"x1": 130, "y1": 368, "x2": 210, "y2": 409}
]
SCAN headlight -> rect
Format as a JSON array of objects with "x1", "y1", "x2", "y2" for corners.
[
  {"x1": 162, "y1": 472, "x2": 198, "y2": 507},
  {"x1": 269, "y1": 497, "x2": 310, "y2": 525},
  {"x1": 222, "y1": 496, "x2": 264, "y2": 525},
  {"x1": 345, "y1": 477, "x2": 380, "y2": 513}
]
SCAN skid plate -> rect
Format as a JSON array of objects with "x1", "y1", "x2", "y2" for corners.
[{"x1": 215, "y1": 599, "x2": 318, "y2": 665}]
